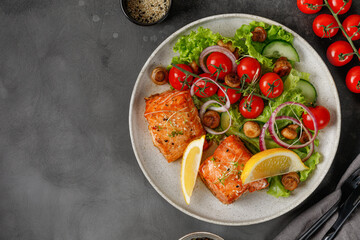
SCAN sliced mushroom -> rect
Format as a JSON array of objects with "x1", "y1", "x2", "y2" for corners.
[
  {"x1": 243, "y1": 121, "x2": 261, "y2": 138},
  {"x1": 281, "y1": 125, "x2": 298, "y2": 140},
  {"x1": 151, "y1": 67, "x2": 168, "y2": 85},
  {"x1": 281, "y1": 172, "x2": 300, "y2": 191},
  {"x1": 251, "y1": 26, "x2": 267, "y2": 42},
  {"x1": 217, "y1": 39, "x2": 236, "y2": 52},
  {"x1": 273, "y1": 57, "x2": 292, "y2": 77},
  {"x1": 224, "y1": 73, "x2": 241, "y2": 88},
  {"x1": 202, "y1": 111, "x2": 220, "y2": 129},
  {"x1": 189, "y1": 60, "x2": 200, "y2": 74}
]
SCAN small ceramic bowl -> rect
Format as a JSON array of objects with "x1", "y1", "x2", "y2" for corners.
[
  {"x1": 179, "y1": 232, "x2": 224, "y2": 240},
  {"x1": 120, "y1": 0, "x2": 172, "y2": 26}
]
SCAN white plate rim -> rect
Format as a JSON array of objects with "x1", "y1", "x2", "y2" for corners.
[{"x1": 129, "y1": 13, "x2": 341, "y2": 225}]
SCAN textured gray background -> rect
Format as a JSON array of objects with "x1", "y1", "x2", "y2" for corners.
[{"x1": 0, "y1": 0, "x2": 359, "y2": 239}]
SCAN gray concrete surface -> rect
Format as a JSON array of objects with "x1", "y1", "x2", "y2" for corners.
[{"x1": 0, "y1": 0, "x2": 359, "y2": 239}]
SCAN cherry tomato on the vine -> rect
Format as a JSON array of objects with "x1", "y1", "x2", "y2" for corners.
[
  {"x1": 302, "y1": 106, "x2": 330, "y2": 130},
  {"x1": 328, "y1": 0, "x2": 352, "y2": 15},
  {"x1": 326, "y1": 41, "x2": 353, "y2": 67},
  {"x1": 217, "y1": 86, "x2": 241, "y2": 104},
  {"x1": 237, "y1": 57, "x2": 261, "y2": 83},
  {"x1": 346, "y1": 66, "x2": 360, "y2": 93},
  {"x1": 297, "y1": 0, "x2": 323, "y2": 14},
  {"x1": 343, "y1": 15, "x2": 360, "y2": 40},
  {"x1": 169, "y1": 64, "x2": 194, "y2": 90},
  {"x1": 313, "y1": 14, "x2": 339, "y2": 38},
  {"x1": 259, "y1": 72, "x2": 284, "y2": 98},
  {"x1": 193, "y1": 73, "x2": 218, "y2": 98},
  {"x1": 206, "y1": 52, "x2": 233, "y2": 79},
  {"x1": 239, "y1": 95, "x2": 264, "y2": 119}
]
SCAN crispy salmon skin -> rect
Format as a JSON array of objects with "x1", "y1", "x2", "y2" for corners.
[
  {"x1": 144, "y1": 90, "x2": 206, "y2": 163},
  {"x1": 199, "y1": 135, "x2": 268, "y2": 204}
]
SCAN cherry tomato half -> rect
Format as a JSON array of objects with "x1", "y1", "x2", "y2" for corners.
[
  {"x1": 302, "y1": 105, "x2": 330, "y2": 130},
  {"x1": 326, "y1": 41, "x2": 353, "y2": 67},
  {"x1": 313, "y1": 14, "x2": 339, "y2": 38},
  {"x1": 328, "y1": 0, "x2": 352, "y2": 15},
  {"x1": 169, "y1": 64, "x2": 194, "y2": 90},
  {"x1": 237, "y1": 57, "x2": 261, "y2": 83},
  {"x1": 193, "y1": 73, "x2": 218, "y2": 98},
  {"x1": 297, "y1": 0, "x2": 323, "y2": 14},
  {"x1": 239, "y1": 95, "x2": 264, "y2": 119},
  {"x1": 346, "y1": 66, "x2": 360, "y2": 93},
  {"x1": 206, "y1": 52, "x2": 233, "y2": 79},
  {"x1": 343, "y1": 15, "x2": 360, "y2": 40},
  {"x1": 259, "y1": 72, "x2": 284, "y2": 98},
  {"x1": 217, "y1": 86, "x2": 241, "y2": 104}
]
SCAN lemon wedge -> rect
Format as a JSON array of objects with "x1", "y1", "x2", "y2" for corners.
[
  {"x1": 181, "y1": 135, "x2": 205, "y2": 205},
  {"x1": 241, "y1": 148, "x2": 308, "y2": 184}
]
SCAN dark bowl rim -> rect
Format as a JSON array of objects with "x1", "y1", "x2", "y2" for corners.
[{"x1": 120, "y1": 0, "x2": 172, "y2": 26}]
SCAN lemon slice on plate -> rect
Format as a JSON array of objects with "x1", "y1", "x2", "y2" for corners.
[
  {"x1": 241, "y1": 148, "x2": 308, "y2": 184},
  {"x1": 181, "y1": 135, "x2": 205, "y2": 205}
]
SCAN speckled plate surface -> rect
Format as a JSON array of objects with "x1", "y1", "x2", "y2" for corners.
[{"x1": 129, "y1": 14, "x2": 341, "y2": 225}]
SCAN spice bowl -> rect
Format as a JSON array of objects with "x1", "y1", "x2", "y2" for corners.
[
  {"x1": 178, "y1": 232, "x2": 224, "y2": 240},
  {"x1": 120, "y1": 0, "x2": 172, "y2": 26}
]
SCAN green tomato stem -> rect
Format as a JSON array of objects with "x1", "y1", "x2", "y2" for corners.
[{"x1": 324, "y1": 0, "x2": 360, "y2": 59}]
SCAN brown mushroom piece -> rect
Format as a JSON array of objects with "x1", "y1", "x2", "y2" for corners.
[
  {"x1": 202, "y1": 110, "x2": 220, "y2": 129},
  {"x1": 281, "y1": 172, "x2": 300, "y2": 191},
  {"x1": 251, "y1": 26, "x2": 267, "y2": 42},
  {"x1": 273, "y1": 57, "x2": 292, "y2": 77},
  {"x1": 151, "y1": 66, "x2": 168, "y2": 85},
  {"x1": 281, "y1": 124, "x2": 298, "y2": 140},
  {"x1": 189, "y1": 60, "x2": 200, "y2": 74},
  {"x1": 224, "y1": 73, "x2": 241, "y2": 88},
  {"x1": 299, "y1": 131, "x2": 310, "y2": 144},
  {"x1": 243, "y1": 121, "x2": 261, "y2": 138},
  {"x1": 217, "y1": 39, "x2": 236, "y2": 52}
]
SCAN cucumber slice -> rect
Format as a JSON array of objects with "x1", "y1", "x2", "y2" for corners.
[
  {"x1": 220, "y1": 112, "x2": 237, "y2": 136},
  {"x1": 262, "y1": 40, "x2": 300, "y2": 62},
  {"x1": 296, "y1": 79, "x2": 317, "y2": 105}
]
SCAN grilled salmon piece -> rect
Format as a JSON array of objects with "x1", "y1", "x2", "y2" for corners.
[
  {"x1": 199, "y1": 135, "x2": 268, "y2": 204},
  {"x1": 144, "y1": 90, "x2": 206, "y2": 163}
]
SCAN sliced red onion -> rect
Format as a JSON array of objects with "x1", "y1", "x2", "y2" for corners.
[
  {"x1": 268, "y1": 102, "x2": 318, "y2": 149},
  {"x1": 275, "y1": 116, "x2": 314, "y2": 162},
  {"x1": 190, "y1": 77, "x2": 230, "y2": 111},
  {"x1": 199, "y1": 45, "x2": 237, "y2": 74},
  {"x1": 259, "y1": 116, "x2": 314, "y2": 162},
  {"x1": 259, "y1": 121, "x2": 269, "y2": 152}
]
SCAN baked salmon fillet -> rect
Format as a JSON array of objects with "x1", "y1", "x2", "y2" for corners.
[
  {"x1": 144, "y1": 90, "x2": 206, "y2": 163},
  {"x1": 199, "y1": 135, "x2": 268, "y2": 204}
]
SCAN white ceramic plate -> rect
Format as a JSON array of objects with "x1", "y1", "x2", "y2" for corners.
[{"x1": 129, "y1": 14, "x2": 341, "y2": 225}]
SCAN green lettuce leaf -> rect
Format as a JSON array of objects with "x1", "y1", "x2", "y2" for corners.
[
  {"x1": 300, "y1": 152, "x2": 321, "y2": 181},
  {"x1": 267, "y1": 176, "x2": 291, "y2": 198},
  {"x1": 171, "y1": 27, "x2": 222, "y2": 65}
]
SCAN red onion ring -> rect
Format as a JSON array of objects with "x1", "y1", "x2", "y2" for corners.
[
  {"x1": 259, "y1": 116, "x2": 314, "y2": 162},
  {"x1": 190, "y1": 77, "x2": 231, "y2": 112},
  {"x1": 275, "y1": 116, "x2": 314, "y2": 162},
  {"x1": 268, "y1": 102, "x2": 318, "y2": 149},
  {"x1": 259, "y1": 121, "x2": 269, "y2": 152},
  {"x1": 199, "y1": 46, "x2": 237, "y2": 74}
]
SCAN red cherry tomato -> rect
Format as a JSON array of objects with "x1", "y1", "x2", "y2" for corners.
[
  {"x1": 346, "y1": 66, "x2": 360, "y2": 93},
  {"x1": 237, "y1": 57, "x2": 261, "y2": 83},
  {"x1": 169, "y1": 64, "x2": 194, "y2": 90},
  {"x1": 297, "y1": 0, "x2": 323, "y2": 14},
  {"x1": 328, "y1": 0, "x2": 352, "y2": 15},
  {"x1": 302, "y1": 106, "x2": 330, "y2": 130},
  {"x1": 239, "y1": 95, "x2": 264, "y2": 119},
  {"x1": 326, "y1": 41, "x2": 353, "y2": 67},
  {"x1": 343, "y1": 15, "x2": 360, "y2": 40},
  {"x1": 206, "y1": 52, "x2": 233, "y2": 79},
  {"x1": 259, "y1": 73, "x2": 284, "y2": 98},
  {"x1": 313, "y1": 14, "x2": 339, "y2": 38},
  {"x1": 217, "y1": 86, "x2": 241, "y2": 104},
  {"x1": 193, "y1": 73, "x2": 218, "y2": 98}
]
